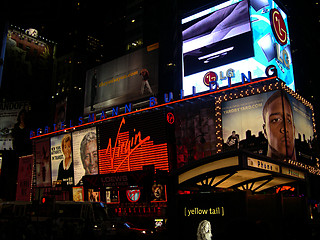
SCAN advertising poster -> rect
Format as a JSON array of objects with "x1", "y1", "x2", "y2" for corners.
[
  {"x1": 151, "y1": 184, "x2": 167, "y2": 202},
  {"x1": 88, "y1": 189, "x2": 100, "y2": 202},
  {"x1": 182, "y1": 0, "x2": 294, "y2": 96},
  {"x1": 16, "y1": 155, "x2": 34, "y2": 201},
  {"x1": 50, "y1": 133, "x2": 73, "y2": 186},
  {"x1": 0, "y1": 101, "x2": 30, "y2": 150},
  {"x1": 222, "y1": 90, "x2": 314, "y2": 162},
  {"x1": 34, "y1": 137, "x2": 51, "y2": 187},
  {"x1": 84, "y1": 44, "x2": 159, "y2": 114},
  {"x1": 106, "y1": 189, "x2": 119, "y2": 204},
  {"x1": 72, "y1": 127, "x2": 98, "y2": 186},
  {"x1": 73, "y1": 186, "x2": 84, "y2": 202},
  {"x1": 174, "y1": 100, "x2": 217, "y2": 168}
]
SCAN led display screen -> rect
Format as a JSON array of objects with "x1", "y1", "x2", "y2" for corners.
[
  {"x1": 84, "y1": 44, "x2": 159, "y2": 115},
  {"x1": 98, "y1": 111, "x2": 169, "y2": 174},
  {"x1": 182, "y1": 0, "x2": 294, "y2": 96},
  {"x1": 182, "y1": 0, "x2": 252, "y2": 76},
  {"x1": 250, "y1": 0, "x2": 294, "y2": 89}
]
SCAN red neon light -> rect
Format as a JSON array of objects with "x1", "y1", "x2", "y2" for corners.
[
  {"x1": 167, "y1": 112, "x2": 175, "y2": 124},
  {"x1": 126, "y1": 189, "x2": 141, "y2": 202},
  {"x1": 30, "y1": 76, "x2": 276, "y2": 139},
  {"x1": 99, "y1": 118, "x2": 169, "y2": 174}
]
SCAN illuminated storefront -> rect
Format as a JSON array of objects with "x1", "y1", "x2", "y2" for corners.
[{"x1": 30, "y1": 109, "x2": 172, "y2": 222}]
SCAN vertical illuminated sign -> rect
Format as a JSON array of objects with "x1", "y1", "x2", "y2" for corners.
[{"x1": 251, "y1": 0, "x2": 294, "y2": 89}]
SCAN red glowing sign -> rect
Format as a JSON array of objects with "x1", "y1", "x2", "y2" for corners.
[
  {"x1": 270, "y1": 9, "x2": 287, "y2": 46},
  {"x1": 276, "y1": 185, "x2": 295, "y2": 194},
  {"x1": 126, "y1": 189, "x2": 141, "y2": 202},
  {"x1": 167, "y1": 112, "x2": 175, "y2": 124},
  {"x1": 203, "y1": 71, "x2": 218, "y2": 87},
  {"x1": 99, "y1": 117, "x2": 169, "y2": 174}
]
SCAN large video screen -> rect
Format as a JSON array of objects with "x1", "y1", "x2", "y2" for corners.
[
  {"x1": 84, "y1": 44, "x2": 159, "y2": 114},
  {"x1": 182, "y1": 0, "x2": 253, "y2": 93},
  {"x1": 250, "y1": 0, "x2": 294, "y2": 89},
  {"x1": 182, "y1": 0, "x2": 295, "y2": 96}
]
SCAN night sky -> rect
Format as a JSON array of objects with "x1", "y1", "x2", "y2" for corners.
[{"x1": 2, "y1": 0, "x2": 320, "y2": 131}]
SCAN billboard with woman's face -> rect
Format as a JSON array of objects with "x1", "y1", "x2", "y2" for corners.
[{"x1": 50, "y1": 133, "x2": 73, "y2": 186}]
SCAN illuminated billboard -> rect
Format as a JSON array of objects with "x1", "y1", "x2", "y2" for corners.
[
  {"x1": 72, "y1": 127, "x2": 98, "y2": 185},
  {"x1": 0, "y1": 101, "x2": 30, "y2": 150},
  {"x1": 222, "y1": 90, "x2": 314, "y2": 163},
  {"x1": 84, "y1": 43, "x2": 159, "y2": 115},
  {"x1": 175, "y1": 81, "x2": 316, "y2": 169},
  {"x1": 174, "y1": 100, "x2": 217, "y2": 168},
  {"x1": 98, "y1": 111, "x2": 169, "y2": 174},
  {"x1": 182, "y1": 0, "x2": 294, "y2": 96},
  {"x1": 34, "y1": 137, "x2": 51, "y2": 187},
  {"x1": 50, "y1": 133, "x2": 74, "y2": 186},
  {"x1": 16, "y1": 155, "x2": 34, "y2": 201}
]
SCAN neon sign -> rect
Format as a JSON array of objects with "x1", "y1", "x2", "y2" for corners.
[
  {"x1": 126, "y1": 189, "x2": 141, "y2": 202},
  {"x1": 167, "y1": 113, "x2": 175, "y2": 124},
  {"x1": 99, "y1": 117, "x2": 169, "y2": 174}
]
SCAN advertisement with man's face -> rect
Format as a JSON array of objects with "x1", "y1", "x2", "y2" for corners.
[
  {"x1": 72, "y1": 127, "x2": 98, "y2": 185},
  {"x1": 222, "y1": 90, "x2": 314, "y2": 162},
  {"x1": 84, "y1": 44, "x2": 159, "y2": 114},
  {"x1": 50, "y1": 133, "x2": 73, "y2": 186},
  {"x1": 34, "y1": 137, "x2": 51, "y2": 187}
]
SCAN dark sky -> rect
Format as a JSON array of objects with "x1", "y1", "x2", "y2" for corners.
[{"x1": 2, "y1": 0, "x2": 320, "y2": 129}]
